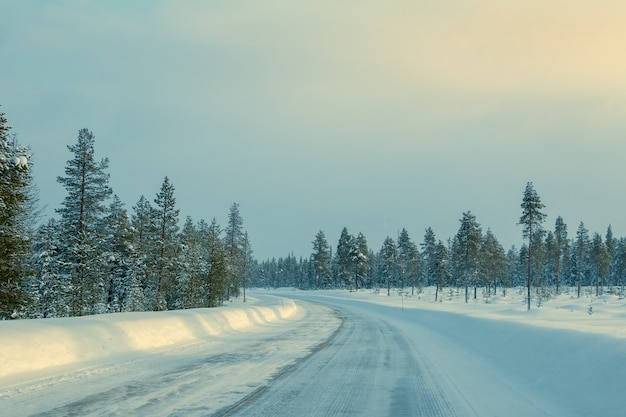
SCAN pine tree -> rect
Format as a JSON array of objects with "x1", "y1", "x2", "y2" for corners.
[
  {"x1": 56, "y1": 128, "x2": 112, "y2": 316},
  {"x1": 554, "y1": 216, "x2": 569, "y2": 294},
  {"x1": 0, "y1": 109, "x2": 33, "y2": 318},
  {"x1": 380, "y1": 237, "x2": 397, "y2": 296},
  {"x1": 225, "y1": 203, "x2": 243, "y2": 299},
  {"x1": 154, "y1": 176, "x2": 179, "y2": 310},
  {"x1": 311, "y1": 230, "x2": 332, "y2": 289},
  {"x1": 204, "y1": 218, "x2": 227, "y2": 307},
  {"x1": 452, "y1": 211, "x2": 483, "y2": 302},
  {"x1": 131, "y1": 195, "x2": 159, "y2": 309},
  {"x1": 397, "y1": 228, "x2": 421, "y2": 295},
  {"x1": 518, "y1": 182, "x2": 546, "y2": 310},
  {"x1": 350, "y1": 232, "x2": 369, "y2": 290},
  {"x1": 335, "y1": 227, "x2": 353, "y2": 288},
  {"x1": 421, "y1": 227, "x2": 438, "y2": 287},
  {"x1": 479, "y1": 229, "x2": 508, "y2": 297},
  {"x1": 590, "y1": 232, "x2": 609, "y2": 296},
  {"x1": 178, "y1": 216, "x2": 201, "y2": 309},
  {"x1": 241, "y1": 231, "x2": 253, "y2": 302},
  {"x1": 433, "y1": 240, "x2": 451, "y2": 302},
  {"x1": 574, "y1": 222, "x2": 590, "y2": 298},
  {"x1": 102, "y1": 195, "x2": 135, "y2": 312},
  {"x1": 29, "y1": 219, "x2": 68, "y2": 317},
  {"x1": 605, "y1": 225, "x2": 617, "y2": 289}
]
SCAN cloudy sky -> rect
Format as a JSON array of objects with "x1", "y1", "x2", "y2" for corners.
[{"x1": 3, "y1": 1, "x2": 626, "y2": 259}]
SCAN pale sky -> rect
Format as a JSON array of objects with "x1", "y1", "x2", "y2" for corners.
[{"x1": 3, "y1": 1, "x2": 626, "y2": 259}]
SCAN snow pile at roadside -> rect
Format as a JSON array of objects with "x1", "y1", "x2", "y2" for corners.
[
  {"x1": 0, "y1": 296, "x2": 297, "y2": 379},
  {"x1": 303, "y1": 286, "x2": 626, "y2": 339}
]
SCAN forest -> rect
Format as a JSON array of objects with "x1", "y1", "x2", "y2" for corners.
[{"x1": 2, "y1": 107, "x2": 626, "y2": 319}]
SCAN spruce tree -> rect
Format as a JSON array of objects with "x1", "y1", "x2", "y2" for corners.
[
  {"x1": 350, "y1": 232, "x2": 369, "y2": 290},
  {"x1": 56, "y1": 128, "x2": 112, "y2": 316},
  {"x1": 518, "y1": 182, "x2": 546, "y2": 310},
  {"x1": 421, "y1": 227, "x2": 437, "y2": 287},
  {"x1": 311, "y1": 230, "x2": 332, "y2": 289},
  {"x1": 205, "y1": 218, "x2": 227, "y2": 306},
  {"x1": 380, "y1": 237, "x2": 397, "y2": 296},
  {"x1": 0, "y1": 109, "x2": 32, "y2": 318},
  {"x1": 554, "y1": 216, "x2": 569, "y2": 294},
  {"x1": 590, "y1": 232, "x2": 609, "y2": 296},
  {"x1": 179, "y1": 216, "x2": 201, "y2": 309},
  {"x1": 225, "y1": 203, "x2": 243, "y2": 299},
  {"x1": 153, "y1": 176, "x2": 179, "y2": 310},
  {"x1": 131, "y1": 195, "x2": 159, "y2": 309},
  {"x1": 241, "y1": 231, "x2": 253, "y2": 302},
  {"x1": 397, "y1": 228, "x2": 421, "y2": 295},
  {"x1": 335, "y1": 227, "x2": 353, "y2": 288},
  {"x1": 102, "y1": 195, "x2": 135, "y2": 312},
  {"x1": 452, "y1": 211, "x2": 483, "y2": 302},
  {"x1": 479, "y1": 229, "x2": 508, "y2": 297},
  {"x1": 574, "y1": 222, "x2": 590, "y2": 298},
  {"x1": 433, "y1": 240, "x2": 451, "y2": 302}
]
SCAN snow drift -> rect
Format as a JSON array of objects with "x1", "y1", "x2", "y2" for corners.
[{"x1": 0, "y1": 297, "x2": 297, "y2": 379}]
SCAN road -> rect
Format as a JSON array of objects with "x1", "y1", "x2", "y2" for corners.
[
  {"x1": 3, "y1": 292, "x2": 583, "y2": 417},
  {"x1": 224, "y1": 292, "x2": 570, "y2": 417},
  {"x1": 1, "y1": 299, "x2": 340, "y2": 417}
]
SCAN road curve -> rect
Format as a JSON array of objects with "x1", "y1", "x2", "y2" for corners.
[
  {"x1": 224, "y1": 295, "x2": 473, "y2": 417},
  {"x1": 225, "y1": 292, "x2": 577, "y2": 417}
]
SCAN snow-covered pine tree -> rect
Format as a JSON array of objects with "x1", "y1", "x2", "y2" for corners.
[
  {"x1": 380, "y1": 236, "x2": 397, "y2": 296},
  {"x1": 452, "y1": 211, "x2": 482, "y2": 302},
  {"x1": 28, "y1": 219, "x2": 69, "y2": 317},
  {"x1": 335, "y1": 227, "x2": 353, "y2": 288},
  {"x1": 224, "y1": 203, "x2": 243, "y2": 299},
  {"x1": 397, "y1": 228, "x2": 421, "y2": 295},
  {"x1": 518, "y1": 182, "x2": 546, "y2": 310},
  {"x1": 479, "y1": 229, "x2": 508, "y2": 297},
  {"x1": 178, "y1": 216, "x2": 202, "y2": 309},
  {"x1": 153, "y1": 177, "x2": 180, "y2": 310},
  {"x1": 574, "y1": 222, "x2": 590, "y2": 298},
  {"x1": 241, "y1": 231, "x2": 253, "y2": 302},
  {"x1": 605, "y1": 225, "x2": 617, "y2": 290},
  {"x1": 102, "y1": 195, "x2": 136, "y2": 312},
  {"x1": 350, "y1": 232, "x2": 368, "y2": 290},
  {"x1": 421, "y1": 227, "x2": 437, "y2": 287},
  {"x1": 131, "y1": 195, "x2": 159, "y2": 309},
  {"x1": 554, "y1": 216, "x2": 569, "y2": 294},
  {"x1": 204, "y1": 218, "x2": 227, "y2": 307},
  {"x1": 433, "y1": 240, "x2": 451, "y2": 302},
  {"x1": 56, "y1": 128, "x2": 112, "y2": 316},
  {"x1": 590, "y1": 232, "x2": 609, "y2": 296},
  {"x1": 0, "y1": 109, "x2": 34, "y2": 318},
  {"x1": 311, "y1": 230, "x2": 332, "y2": 289}
]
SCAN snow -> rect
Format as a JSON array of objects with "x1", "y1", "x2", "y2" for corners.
[
  {"x1": 0, "y1": 296, "x2": 298, "y2": 379},
  {"x1": 2, "y1": 288, "x2": 625, "y2": 416}
]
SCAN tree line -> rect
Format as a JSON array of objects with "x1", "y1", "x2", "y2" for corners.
[
  {"x1": 251, "y1": 183, "x2": 626, "y2": 310},
  {"x1": 0, "y1": 109, "x2": 252, "y2": 319},
  {"x1": 3, "y1": 105, "x2": 626, "y2": 318}
]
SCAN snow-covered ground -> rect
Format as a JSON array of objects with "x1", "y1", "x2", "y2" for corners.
[{"x1": 1, "y1": 287, "x2": 625, "y2": 416}]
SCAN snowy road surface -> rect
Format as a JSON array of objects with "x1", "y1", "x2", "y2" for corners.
[
  {"x1": 3, "y1": 290, "x2": 624, "y2": 416},
  {"x1": 0, "y1": 297, "x2": 340, "y2": 417},
  {"x1": 227, "y1": 292, "x2": 571, "y2": 417}
]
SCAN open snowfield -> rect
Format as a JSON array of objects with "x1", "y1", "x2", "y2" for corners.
[{"x1": 1, "y1": 287, "x2": 625, "y2": 416}]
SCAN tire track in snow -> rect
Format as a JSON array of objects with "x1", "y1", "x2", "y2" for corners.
[
  {"x1": 4, "y1": 300, "x2": 340, "y2": 417},
  {"x1": 225, "y1": 304, "x2": 468, "y2": 417}
]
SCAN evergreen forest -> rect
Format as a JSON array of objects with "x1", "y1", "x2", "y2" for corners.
[{"x1": 2, "y1": 107, "x2": 626, "y2": 319}]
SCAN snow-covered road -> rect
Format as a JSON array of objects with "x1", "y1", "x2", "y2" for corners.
[
  {"x1": 1, "y1": 297, "x2": 340, "y2": 417},
  {"x1": 225, "y1": 296, "x2": 467, "y2": 417},
  {"x1": 3, "y1": 290, "x2": 625, "y2": 416},
  {"x1": 230, "y1": 292, "x2": 570, "y2": 417}
]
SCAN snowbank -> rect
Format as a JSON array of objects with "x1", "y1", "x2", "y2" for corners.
[{"x1": 0, "y1": 296, "x2": 297, "y2": 379}]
